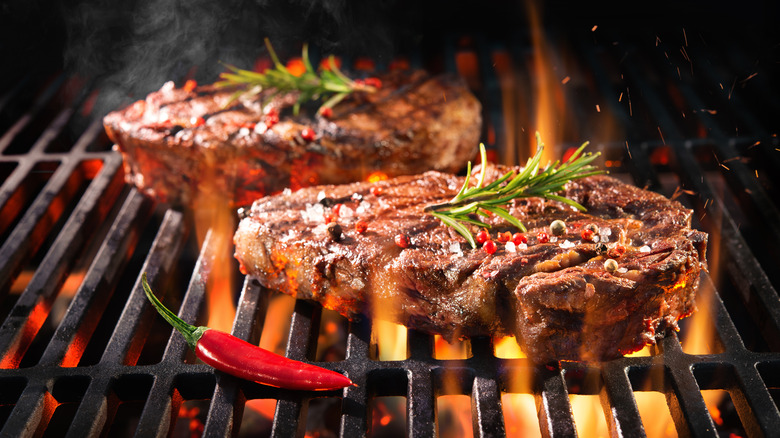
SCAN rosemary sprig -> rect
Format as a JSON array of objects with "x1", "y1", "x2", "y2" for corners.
[
  {"x1": 425, "y1": 133, "x2": 603, "y2": 248},
  {"x1": 215, "y1": 38, "x2": 376, "y2": 115}
]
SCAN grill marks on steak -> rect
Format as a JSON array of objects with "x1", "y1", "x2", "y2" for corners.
[
  {"x1": 103, "y1": 70, "x2": 481, "y2": 207},
  {"x1": 233, "y1": 170, "x2": 708, "y2": 363}
]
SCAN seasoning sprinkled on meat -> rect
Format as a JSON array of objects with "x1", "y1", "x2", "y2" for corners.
[
  {"x1": 103, "y1": 70, "x2": 481, "y2": 207},
  {"x1": 233, "y1": 167, "x2": 708, "y2": 363}
]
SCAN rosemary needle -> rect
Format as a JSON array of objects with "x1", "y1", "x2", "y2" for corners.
[
  {"x1": 215, "y1": 38, "x2": 377, "y2": 115},
  {"x1": 426, "y1": 133, "x2": 602, "y2": 248}
]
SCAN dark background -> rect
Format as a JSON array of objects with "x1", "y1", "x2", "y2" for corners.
[{"x1": 1, "y1": 0, "x2": 778, "y2": 114}]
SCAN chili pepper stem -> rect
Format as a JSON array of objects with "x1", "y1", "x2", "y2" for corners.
[{"x1": 141, "y1": 273, "x2": 207, "y2": 350}]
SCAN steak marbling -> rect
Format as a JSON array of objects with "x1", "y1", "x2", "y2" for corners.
[
  {"x1": 103, "y1": 70, "x2": 481, "y2": 207},
  {"x1": 233, "y1": 168, "x2": 708, "y2": 363}
]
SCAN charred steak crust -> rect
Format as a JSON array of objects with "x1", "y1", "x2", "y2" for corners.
[
  {"x1": 233, "y1": 170, "x2": 708, "y2": 363},
  {"x1": 103, "y1": 70, "x2": 481, "y2": 207}
]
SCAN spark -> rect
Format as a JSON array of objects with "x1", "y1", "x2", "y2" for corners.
[
  {"x1": 618, "y1": 92, "x2": 623, "y2": 102},
  {"x1": 655, "y1": 35, "x2": 661, "y2": 46},
  {"x1": 596, "y1": 104, "x2": 601, "y2": 112},
  {"x1": 561, "y1": 76, "x2": 571, "y2": 84},
  {"x1": 625, "y1": 141, "x2": 632, "y2": 159},
  {"x1": 748, "y1": 141, "x2": 760, "y2": 149},
  {"x1": 720, "y1": 163, "x2": 730, "y2": 171},
  {"x1": 755, "y1": 169, "x2": 759, "y2": 178},
  {"x1": 683, "y1": 28, "x2": 688, "y2": 46},
  {"x1": 722, "y1": 156, "x2": 741, "y2": 163},
  {"x1": 741, "y1": 72, "x2": 758, "y2": 84},
  {"x1": 728, "y1": 78, "x2": 737, "y2": 100},
  {"x1": 703, "y1": 198, "x2": 711, "y2": 209},
  {"x1": 680, "y1": 47, "x2": 691, "y2": 62},
  {"x1": 657, "y1": 126, "x2": 666, "y2": 144},
  {"x1": 719, "y1": 83, "x2": 724, "y2": 90},
  {"x1": 712, "y1": 151, "x2": 722, "y2": 167},
  {"x1": 627, "y1": 88, "x2": 633, "y2": 116},
  {"x1": 592, "y1": 25, "x2": 598, "y2": 31},
  {"x1": 443, "y1": 92, "x2": 447, "y2": 102}
]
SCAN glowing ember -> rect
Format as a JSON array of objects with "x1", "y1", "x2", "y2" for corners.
[{"x1": 366, "y1": 171, "x2": 389, "y2": 183}]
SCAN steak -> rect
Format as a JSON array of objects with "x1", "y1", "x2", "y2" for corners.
[
  {"x1": 103, "y1": 70, "x2": 481, "y2": 208},
  {"x1": 233, "y1": 168, "x2": 708, "y2": 363}
]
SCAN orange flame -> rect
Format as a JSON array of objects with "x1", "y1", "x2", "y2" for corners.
[{"x1": 526, "y1": 0, "x2": 565, "y2": 163}]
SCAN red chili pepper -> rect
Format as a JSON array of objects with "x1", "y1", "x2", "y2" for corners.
[
  {"x1": 319, "y1": 107, "x2": 333, "y2": 118},
  {"x1": 395, "y1": 234, "x2": 409, "y2": 248},
  {"x1": 141, "y1": 274, "x2": 352, "y2": 391},
  {"x1": 537, "y1": 231, "x2": 549, "y2": 243},
  {"x1": 512, "y1": 233, "x2": 527, "y2": 245},
  {"x1": 497, "y1": 231, "x2": 512, "y2": 243},
  {"x1": 475, "y1": 230, "x2": 489, "y2": 244}
]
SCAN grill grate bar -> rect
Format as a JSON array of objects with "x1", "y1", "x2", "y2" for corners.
[
  {"x1": 659, "y1": 334, "x2": 719, "y2": 438},
  {"x1": 0, "y1": 158, "x2": 80, "y2": 293},
  {"x1": 674, "y1": 142, "x2": 780, "y2": 340},
  {"x1": 469, "y1": 338, "x2": 505, "y2": 437},
  {"x1": 132, "y1": 227, "x2": 222, "y2": 436},
  {"x1": 535, "y1": 366, "x2": 577, "y2": 438},
  {"x1": 98, "y1": 210, "x2": 186, "y2": 364},
  {"x1": 0, "y1": 75, "x2": 66, "y2": 154},
  {"x1": 37, "y1": 189, "x2": 151, "y2": 366},
  {"x1": 701, "y1": 273, "x2": 780, "y2": 434},
  {"x1": 203, "y1": 277, "x2": 268, "y2": 436},
  {"x1": 599, "y1": 361, "x2": 646, "y2": 437},
  {"x1": 0, "y1": 154, "x2": 124, "y2": 367},
  {"x1": 338, "y1": 319, "x2": 371, "y2": 437},
  {"x1": 61, "y1": 210, "x2": 186, "y2": 437},
  {"x1": 0, "y1": 382, "x2": 55, "y2": 437},
  {"x1": 270, "y1": 300, "x2": 321, "y2": 438}
]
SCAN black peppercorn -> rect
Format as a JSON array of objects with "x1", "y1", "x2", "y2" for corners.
[{"x1": 327, "y1": 222, "x2": 343, "y2": 241}]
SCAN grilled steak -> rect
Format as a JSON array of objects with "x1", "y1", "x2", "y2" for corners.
[
  {"x1": 103, "y1": 70, "x2": 481, "y2": 207},
  {"x1": 233, "y1": 168, "x2": 708, "y2": 363}
]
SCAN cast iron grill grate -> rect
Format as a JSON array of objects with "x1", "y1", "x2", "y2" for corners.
[{"x1": 1, "y1": 27, "x2": 779, "y2": 437}]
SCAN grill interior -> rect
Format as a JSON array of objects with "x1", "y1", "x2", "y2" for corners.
[{"x1": 2, "y1": 5, "x2": 780, "y2": 437}]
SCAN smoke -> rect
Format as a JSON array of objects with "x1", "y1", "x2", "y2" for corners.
[{"x1": 61, "y1": 0, "x2": 421, "y2": 115}]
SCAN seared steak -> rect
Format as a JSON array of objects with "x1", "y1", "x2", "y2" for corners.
[
  {"x1": 103, "y1": 70, "x2": 481, "y2": 207},
  {"x1": 233, "y1": 168, "x2": 708, "y2": 363}
]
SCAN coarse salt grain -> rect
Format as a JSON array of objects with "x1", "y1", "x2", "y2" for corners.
[
  {"x1": 640, "y1": 245, "x2": 651, "y2": 253},
  {"x1": 517, "y1": 243, "x2": 528, "y2": 250},
  {"x1": 302, "y1": 203, "x2": 324, "y2": 223},
  {"x1": 339, "y1": 205, "x2": 354, "y2": 218},
  {"x1": 282, "y1": 188, "x2": 292, "y2": 196},
  {"x1": 506, "y1": 241, "x2": 517, "y2": 252},
  {"x1": 617, "y1": 267, "x2": 628, "y2": 274},
  {"x1": 593, "y1": 235, "x2": 600, "y2": 243},
  {"x1": 550, "y1": 236, "x2": 558, "y2": 243},
  {"x1": 449, "y1": 242, "x2": 463, "y2": 255},
  {"x1": 356, "y1": 201, "x2": 371, "y2": 214},
  {"x1": 559, "y1": 240, "x2": 575, "y2": 249},
  {"x1": 317, "y1": 191, "x2": 326, "y2": 202}
]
